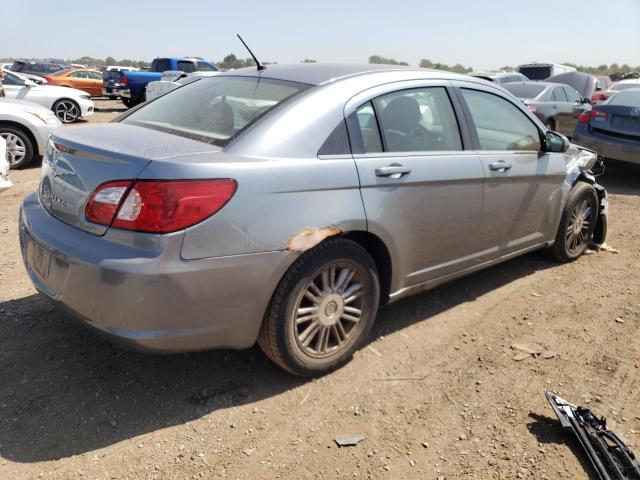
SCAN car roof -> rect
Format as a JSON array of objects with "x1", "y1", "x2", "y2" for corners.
[
  {"x1": 506, "y1": 81, "x2": 566, "y2": 89},
  {"x1": 473, "y1": 71, "x2": 522, "y2": 78},
  {"x1": 217, "y1": 63, "x2": 464, "y2": 86}
]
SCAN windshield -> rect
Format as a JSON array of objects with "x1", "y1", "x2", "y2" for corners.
[
  {"x1": 612, "y1": 82, "x2": 640, "y2": 91},
  {"x1": 503, "y1": 83, "x2": 546, "y2": 99},
  {"x1": 123, "y1": 76, "x2": 309, "y2": 146}
]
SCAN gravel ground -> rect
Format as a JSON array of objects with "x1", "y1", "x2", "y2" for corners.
[{"x1": 0, "y1": 99, "x2": 639, "y2": 479}]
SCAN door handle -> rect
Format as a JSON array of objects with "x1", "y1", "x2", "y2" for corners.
[
  {"x1": 552, "y1": 105, "x2": 558, "y2": 109},
  {"x1": 375, "y1": 164, "x2": 412, "y2": 178},
  {"x1": 488, "y1": 161, "x2": 512, "y2": 172}
]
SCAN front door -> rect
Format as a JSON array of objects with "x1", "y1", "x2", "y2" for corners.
[
  {"x1": 456, "y1": 85, "x2": 567, "y2": 257},
  {"x1": 347, "y1": 83, "x2": 487, "y2": 289}
]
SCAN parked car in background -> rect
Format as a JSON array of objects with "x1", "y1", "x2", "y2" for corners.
[
  {"x1": 597, "y1": 79, "x2": 640, "y2": 104},
  {"x1": 503, "y1": 82, "x2": 590, "y2": 136},
  {"x1": 102, "y1": 68, "x2": 137, "y2": 99},
  {"x1": 43, "y1": 69, "x2": 103, "y2": 97},
  {"x1": 517, "y1": 63, "x2": 576, "y2": 80},
  {"x1": 590, "y1": 76, "x2": 613, "y2": 103},
  {"x1": 9, "y1": 59, "x2": 68, "y2": 77},
  {"x1": 1, "y1": 70, "x2": 93, "y2": 123},
  {"x1": 471, "y1": 71, "x2": 529, "y2": 85},
  {"x1": 547, "y1": 71, "x2": 599, "y2": 105},
  {"x1": 573, "y1": 90, "x2": 640, "y2": 165},
  {"x1": 19, "y1": 64, "x2": 607, "y2": 376},
  {"x1": 0, "y1": 136, "x2": 12, "y2": 192},
  {"x1": 117, "y1": 57, "x2": 218, "y2": 107},
  {"x1": 0, "y1": 98, "x2": 61, "y2": 168},
  {"x1": 104, "y1": 66, "x2": 139, "y2": 72},
  {"x1": 145, "y1": 70, "x2": 221, "y2": 101}
]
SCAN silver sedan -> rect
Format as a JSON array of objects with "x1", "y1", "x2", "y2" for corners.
[{"x1": 20, "y1": 64, "x2": 608, "y2": 376}]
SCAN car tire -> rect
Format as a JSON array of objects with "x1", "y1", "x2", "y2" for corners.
[
  {"x1": 52, "y1": 99, "x2": 81, "y2": 123},
  {"x1": 547, "y1": 181, "x2": 599, "y2": 262},
  {"x1": 0, "y1": 126, "x2": 34, "y2": 169},
  {"x1": 258, "y1": 237, "x2": 380, "y2": 377},
  {"x1": 121, "y1": 98, "x2": 134, "y2": 108}
]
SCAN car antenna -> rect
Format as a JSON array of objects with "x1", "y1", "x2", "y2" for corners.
[{"x1": 237, "y1": 34, "x2": 265, "y2": 71}]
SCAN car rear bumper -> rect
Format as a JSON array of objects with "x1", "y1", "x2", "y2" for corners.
[
  {"x1": 573, "y1": 131, "x2": 640, "y2": 165},
  {"x1": 19, "y1": 192, "x2": 294, "y2": 353},
  {"x1": 114, "y1": 88, "x2": 131, "y2": 99}
]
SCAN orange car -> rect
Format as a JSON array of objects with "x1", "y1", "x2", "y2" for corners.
[{"x1": 44, "y1": 68, "x2": 103, "y2": 97}]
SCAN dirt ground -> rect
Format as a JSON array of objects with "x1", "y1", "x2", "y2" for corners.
[{"x1": 1, "y1": 98, "x2": 639, "y2": 479}]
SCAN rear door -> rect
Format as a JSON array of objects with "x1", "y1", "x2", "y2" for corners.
[
  {"x1": 347, "y1": 81, "x2": 487, "y2": 289},
  {"x1": 455, "y1": 83, "x2": 567, "y2": 257}
]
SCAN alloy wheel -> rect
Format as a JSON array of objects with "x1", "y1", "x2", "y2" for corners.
[
  {"x1": 565, "y1": 199, "x2": 593, "y2": 254},
  {"x1": 1, "y1": 133, "x2": 26, "y2": 167},
  {"x1": 293, "y1": 262, "x2": 365, "y2": 358},
  {"x1": 54, "y1": 100, "x2": 79, "y2": 123}
]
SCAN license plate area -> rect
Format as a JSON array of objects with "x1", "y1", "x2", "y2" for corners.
[{"x1": 26, "y1": 238, "x2": 69, "y2": 296}]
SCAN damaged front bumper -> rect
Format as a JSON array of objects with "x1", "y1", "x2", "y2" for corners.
[{"x1": 546, "y1": 392, "x2": 640, "y2": 480}]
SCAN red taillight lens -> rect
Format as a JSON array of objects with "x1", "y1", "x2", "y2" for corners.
[
  {"x1": 86, "y1": 179, "x2": 237, "y2": 233},
  {"x1": 591, "y1": 93, "x2": 607, "y2": 103},
  {"x1": 119, "y1": 75, "x2": 128, "y2": 86},
  {"x1": 85, "y1": 181, "x2": 132, "y2": 225},
  {"x1": 578, "y1": 109, "x2": 609, "y2": 124}
]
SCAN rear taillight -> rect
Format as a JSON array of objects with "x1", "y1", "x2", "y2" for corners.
[
  {"x1": 578, "y1": 110, "x2": 609, "y2": 124},
  {"x1": 85, "y1": 179, "x2": 237, "y2": 233},
  {"x1": 119, "y1": 75, "x2": 128, "y2": 86},
  {"x1": 591, "y1": 93, "x2": 607, "y2": 103}
]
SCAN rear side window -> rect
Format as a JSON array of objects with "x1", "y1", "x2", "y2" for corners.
[
  {"x1": 461, "y1": 89, "x2": 541, "y2": 151},
  {"x1": 153, "y1": 59, "x2": 171, "y2": 72},
  {"x1": 10, "y1": 62, "x2": 24, "y2": 72},
  {"x1": 551, "y1": 87, "x2": 567, "y2": 102},
  {"x1": 177, "y1": 61, "x2": 196, "y2": 73},
  {"x1": 373, "y1": 87, "x2": 462, "y2": 152},
  {"x1": 70, "y1": 71, "x2": 88, "y2": 79},
  {"x1": 2, "y1": 72, "x2": 25, "y2": 86}
]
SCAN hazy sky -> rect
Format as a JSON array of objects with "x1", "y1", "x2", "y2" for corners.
[{"x1": 2, "y1": 0, "x2": 639, "y2": 70}]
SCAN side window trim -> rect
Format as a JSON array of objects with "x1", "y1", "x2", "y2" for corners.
[
  {"x1": 454, "y1": 85, "x2": 544, "y2": 152},
  {"x1": 369, "y1": 98, "x2": 387, "y2": 152}
]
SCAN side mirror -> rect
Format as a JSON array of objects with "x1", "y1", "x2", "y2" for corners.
[{"x1": 544, "y1": 130, "x2": 570, "y2": 153}]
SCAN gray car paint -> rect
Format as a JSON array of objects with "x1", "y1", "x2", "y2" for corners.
[{"x1": 20, "y1": 64, "x2": 604, "y2": 352}]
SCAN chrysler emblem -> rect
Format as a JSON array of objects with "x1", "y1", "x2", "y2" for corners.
[{"x1": 631, "y1": 107, "x2": 640, "y2": 117}]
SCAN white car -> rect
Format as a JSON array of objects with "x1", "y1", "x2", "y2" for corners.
[
  {"x1": 0, "y1": 98, "x2": 62, "y2": 168},
  {"x1": 0, "y1": 136, "x2": 12, "y2": 192},
  {"x1": 1, "y1": 70, "x2": 94, "y2": 123},
  {"x1": 145, "y1": 71, "x2": 220, "y2": 101}
]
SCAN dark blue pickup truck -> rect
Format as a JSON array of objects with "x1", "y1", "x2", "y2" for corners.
[{"x1": 117, "y1": 57, "x2": 218, "y2": 107}]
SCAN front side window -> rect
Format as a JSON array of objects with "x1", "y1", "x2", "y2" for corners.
[
  {"x1": 564, "y1": 87, "x2": 581, "y2": 102},
  {"x1": 373, "y1": 87, "x2": 462, "y2": 152},
  {"x1": 2, "y1": 72, "x2": 26, "y2": 86},
  {"x1": 461, "y1": 89, "x2": 541, "y2": 151},
  {"x1": 197, "y1": 61, "x2": 217, "y2": 72},
  {"x1": 70, "y1": 71, "x2": 88, "y2": 79},
  {"x1": 123, "y1": 76, "x2": 308, "y2": 146}
]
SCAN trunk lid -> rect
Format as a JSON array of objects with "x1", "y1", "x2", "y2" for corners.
[
  {"x1": 40, "y1": 123, "x2": 222, "y2": 235},
  {"x1": 589, "y1": 105, "x2": 640, "y2": 140}
]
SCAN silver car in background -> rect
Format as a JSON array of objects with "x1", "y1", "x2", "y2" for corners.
[{"x1": 20, "y1": 64, "x2": 607, "y2": 376}]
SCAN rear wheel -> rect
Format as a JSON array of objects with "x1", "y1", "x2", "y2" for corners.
[
  {"x1": 52, "y1": 99, "x2": 81, "y2": 123},
  {"x1": 0, "y1": 126, "x2": 34, "y2": 169},
  {"x1": 547, "y1": 181, "x2": 598, "y2": 262},
  {"x1": 258, "y1": 238, "x2": 380, "y2": 377}
]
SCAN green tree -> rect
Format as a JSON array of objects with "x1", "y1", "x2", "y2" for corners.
[
  {"x1": 369, "y1": 55, "x2": 408, "y2": 66},
  {"x1": 419, "y1": 59, "x2": 434, "y2": 68},
  {"x1": 105, "y1": 56, "x2": 116, "y2": 66}
]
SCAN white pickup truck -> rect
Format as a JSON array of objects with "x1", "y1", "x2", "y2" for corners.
[{"x1": 145, "y1": 71, "x2": 220, "y2": 102}]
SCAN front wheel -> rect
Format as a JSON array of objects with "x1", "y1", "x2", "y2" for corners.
[
  {"x1": 0, "y1": 126, "x2": 34, "y2": 169},
  {"x1": 547, "y1": 181, "x2": 598, "y2": 262},
  {"x1": 52, "y1": 99, "x2": 81, "y2": 123},
  {"x1": 258, "y1": 238, "x2": 380, "y2": 377}
]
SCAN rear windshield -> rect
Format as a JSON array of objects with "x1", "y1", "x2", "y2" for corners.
[
  {"x1": 502, "y1": 83, "x2": 546, "y2": 99},
  {"x1": 607, "y1": 92, "x2": 640, "y2": 106},
  {"x1": 612, "y1": 82, "x2": 640, "y2": 91},
  {"x1": 518, "y1": 66, "x2": 552, "y2": 81},
  {"x1": 123, "y1": 76, "x2": 309, "y2": 146}
]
